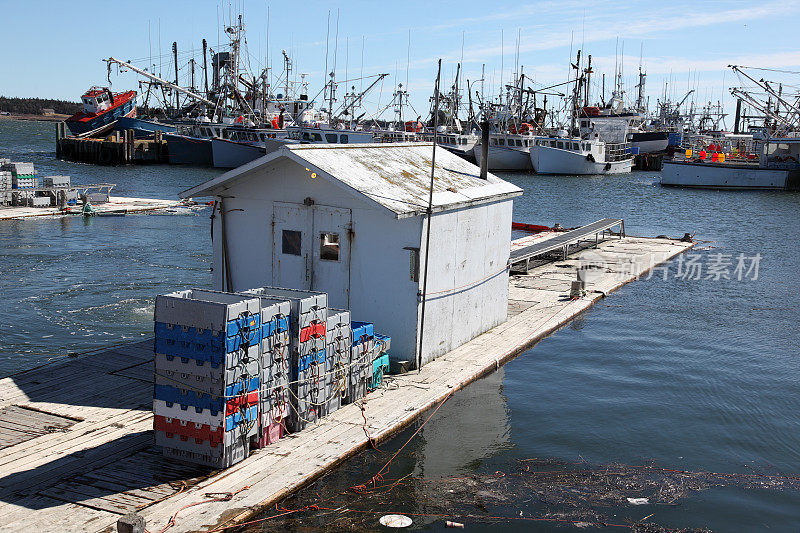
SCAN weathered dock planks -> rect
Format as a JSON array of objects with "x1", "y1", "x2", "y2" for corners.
[{"x1": 0, "y1": 235, "x2": 694, "y2": 532}]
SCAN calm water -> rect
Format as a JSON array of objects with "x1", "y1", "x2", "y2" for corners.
[{"x1": 2, "y1": 120, "x2": 799, "y2": 530}]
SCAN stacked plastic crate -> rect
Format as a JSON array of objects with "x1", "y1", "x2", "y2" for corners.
[
  {"x1": 323, "y1": 309, "x2": 351, "y2": 416},
  {"x1": 8, "y1": 162, "x2": 37, "y2": 189},
  {"x1": 346, "y1": 321, "x2": 374, "y2": 404},
  {"x1": 0, "y1": 160, "x2": 11, "y2": 206},
  {"x1": 238, "y1": 292, "x2": 292, "y2": 449},
  {"x1": 152, "y1": 289, "x2": 262, "y2": 468},
  {"x1": 242, "y1": 288, "x2": 327, "y2": 433},
  {"x1": 370, "y1": 334, "x2": 391, "y2": 390}
]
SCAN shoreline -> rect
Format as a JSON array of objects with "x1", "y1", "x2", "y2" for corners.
[{"x1": 0, "y1": 113, "x2": 71, "y2": 122}]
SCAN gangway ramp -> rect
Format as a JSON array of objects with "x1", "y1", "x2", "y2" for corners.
[{"x1": 509, "y1": 218, "x2": 624, "y2": 272}]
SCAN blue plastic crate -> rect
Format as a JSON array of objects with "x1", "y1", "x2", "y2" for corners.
[
  {"x1": 154, "y1": 330, "x2": 262, "y2": 364},
  {"x1": 351, "y1": 322, "x2": 374, "y2": 346},
  {"x1": 224, "y1": 404, "x2": 258, "y2": 431},
  {"x1": 374, "y1": 333, "x2": 391, "y2": 354},
  {"x1": 154, "y1": 378, "x2": 260, "y2": 414},
  {"x1": 261, "y1": 316, "x2": 290, "y2": 338},
  {"x1": 296, "y1": 349, "x2": 326, "y2": 373}
]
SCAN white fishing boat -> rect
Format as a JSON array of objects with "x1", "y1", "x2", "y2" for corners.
[
  {"x1": 661, "y1": 134, "x2": 800, "y2": 190},
  {"x1": 530, "y1": 136, "x2": 632, "y2": 174},
  {"x1": 473, "y1": 132, "x2": 535, "y2": 171}
]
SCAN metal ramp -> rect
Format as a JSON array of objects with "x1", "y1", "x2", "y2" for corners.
[{"x1": 509, "y1": 218, "x2": 625, "y2": 272}]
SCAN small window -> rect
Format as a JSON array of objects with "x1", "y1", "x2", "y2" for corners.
[
  {"x1": 492, "y1": 138, "x2": 497, "y2": 145},
  {"x1": 557, "y1": 141, "x2": 564, "y2": 149},
  {"x1": 515, "y1": 139, "x2": 522, "y2": 147},
  {"x1": 340, "y1": 134, "x2": 348, "y2": 144},
  {"x1": 282, "y1": 230, "x2": 302, "y2": 256},
  {"x1": 319, "y1": 233, "x2": 340, "y2": 261},
  {"x1": 498, "y1": 138, "x2": 505, "y2": 146},
  {"x1": 312, "y1": 133, "x2": 323, "y2": 141},
  {"x1": 325, "y1": 133, "x2": 338, "y2": 143},
  {"x1": 572, "y1": 142, "x2": 579, "y2": 151}
]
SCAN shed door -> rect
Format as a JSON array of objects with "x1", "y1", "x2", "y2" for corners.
[
  {"x1": 311, "y1": 205, "x2": 352, "y2": 309},
  {"x1": 272, "y1": 202, "x2": 312, "y2": 291}
]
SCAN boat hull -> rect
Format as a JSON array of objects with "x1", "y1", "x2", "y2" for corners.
[
  {"x1": 629, "y1": 132, "x2": 669, "y2": 153},
  {"x1": 211, "y1": 137, "x2": 287, "y2": 168},
  {"x1": 164, "y1": 134, "x2": 213, "y2": 166},
  {"x1": 115, "y1": 116, "x2": 176, "y2": 136},
  {"x1": 661, "y1": 160, "x2": 799, "y2": 190},
  {"x1": 473, "y1": 145, "x2": 532, "y2": 171},
  {"x1": 530, "y1": 146, "x2": 632, "y2": 175},
  {"x1": 66, "y1": 98, "x2": 136, "y2": 136}
]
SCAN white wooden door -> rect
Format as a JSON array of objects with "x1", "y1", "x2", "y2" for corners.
[
  {"x1": 272, "y1": 202, "x2": 312, "y2": 291},
  {"x1": 310, "y1": 206, "x2": 352, "y2": 309}
]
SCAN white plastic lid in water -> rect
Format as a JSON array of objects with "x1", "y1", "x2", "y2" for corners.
[{"x1": 379, "y1": 514, "x2": 413, "y2": 528}]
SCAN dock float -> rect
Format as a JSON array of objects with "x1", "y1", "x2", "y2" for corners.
[
  {"x1": 0, "y1": 235, "x2": 694, "y2": 532},
  {"x1": 0, "y1": 197, "x2": 186, "y2": 220}
]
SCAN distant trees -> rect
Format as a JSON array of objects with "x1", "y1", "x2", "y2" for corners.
[{"x1": 0, "y1": 96, "x2": 81, "y2": 115}]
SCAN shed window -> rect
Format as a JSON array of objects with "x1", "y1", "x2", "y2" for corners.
[
  {"x1": 282, "y1": 230, "x2": 302, "y2": 256},
  {"x1": 319, "y1": 233, "x2": 340, "y2": 261}
]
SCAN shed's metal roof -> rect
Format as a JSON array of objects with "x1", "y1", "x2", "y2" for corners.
[{"x1": 180, "y1": 143, "x2": 522, "y2": 219}]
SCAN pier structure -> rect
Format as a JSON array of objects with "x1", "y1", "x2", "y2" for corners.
[
  {"x1": 55, "y1": 123, "x2": 168, "y2": 165},
  {"x1": 0, "y1": 196, "x2": 186, "y2": 220},
  {"x1": 0, "y1": 233, "x2": 693, "y2": 532}
]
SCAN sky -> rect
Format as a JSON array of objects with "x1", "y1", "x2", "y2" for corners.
[{"x1": 2, "y1": 0, "x2": 800, "y2": 125}]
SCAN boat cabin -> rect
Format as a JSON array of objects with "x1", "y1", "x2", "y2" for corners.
[{"x1": 81, "y1": 88, "x2": 114, "y2": 115}]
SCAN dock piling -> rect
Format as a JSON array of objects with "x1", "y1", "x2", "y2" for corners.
[{"x1": 117, "y1": 512, "x2": 146, "y2": 533}]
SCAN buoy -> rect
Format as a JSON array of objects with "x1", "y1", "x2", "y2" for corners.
[{"x1": 379, "y1": 514, "x2": 412, "y2": 528}]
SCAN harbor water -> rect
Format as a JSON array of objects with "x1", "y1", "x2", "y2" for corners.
[{"x1": 2, "y1": 120, "x2": 799, "y2": 530}]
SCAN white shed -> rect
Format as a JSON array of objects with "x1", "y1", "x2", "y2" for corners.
[{"x1": 181, "y1": 143, "x2": 522, "y2": 367}]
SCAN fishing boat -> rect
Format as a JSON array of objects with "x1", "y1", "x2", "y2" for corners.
[
  {"x1": 473, "y1": 131, "x2": 535, "y2": 171},
  {"x1": 65, "y1": 87, "x2": 137, "y2": 136},
  {"x1": 210, "y1": 127, "x2": 287, "y2": 168},
  {"x1": 530, "y1": 135, "x2": 633, "y2": 174},
  {"x1": 661, "y1": 134, "x2": 800, "y2": 190}
]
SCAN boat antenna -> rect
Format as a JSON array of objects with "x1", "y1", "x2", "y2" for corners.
[
  {"x1": 417, "y1": 58, "x2": 442, "y2": 373},
  {"x1": 324, "y1": 10, "x2": 330, "y2": 106}
]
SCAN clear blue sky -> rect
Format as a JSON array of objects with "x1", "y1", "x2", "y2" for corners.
[{"x1": 2, "y1": 0, "x2": 799, "y2": 123}]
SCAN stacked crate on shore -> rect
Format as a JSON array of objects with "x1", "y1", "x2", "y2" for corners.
[
  {"x1": 370, "y1": 334, "x2": 391, "y2": 390},
  {"x1": 323, "y1": 309, "x2": 352, "y2": 416},
  {"x1": 152, "y1": 289, "x2": 262, "y2": 468},
  {"x1": 8, "y1": 162, "x2": 37, "y2": 189},
  {"x1": 242, "y1": 287, "x2": 327, "y2": 434},
  {"x1": 238, "y1": 292, "x2": 292, "y2": 449},
  {"x1": 0, "y1": 168, "x2": 11, "y2": 205},
  {"x1": 346, "y1": 321, "x2": 374, "y2": 404}
]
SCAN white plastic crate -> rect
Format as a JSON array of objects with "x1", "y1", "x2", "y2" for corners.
[{"x1": 155, "y1": 289, "x2": 261, "y2": 333}]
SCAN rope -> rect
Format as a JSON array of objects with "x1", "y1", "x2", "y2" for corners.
[{"x1": 145, "y1": 486, "x2": 250, "y2": 533}]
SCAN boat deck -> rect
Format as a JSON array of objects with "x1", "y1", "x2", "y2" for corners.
[{"x1": 0, "y1": 235, "x2": 694, "y2": 532}]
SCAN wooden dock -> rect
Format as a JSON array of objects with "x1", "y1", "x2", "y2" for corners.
[
  {"x1": 0, "y1": 235, "x2": 694, "y2": 532},
  {"x1": 55, "y1": 123, "x2": 168, "y2": 165},
  {"x1": 0, "y1": 197, "x2": 186, "y2": 220}
]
